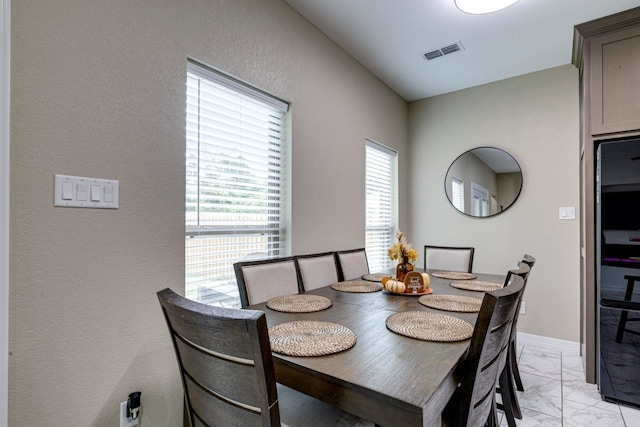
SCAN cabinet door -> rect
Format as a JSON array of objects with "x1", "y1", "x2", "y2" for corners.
[{"x1": 591, "y1": 26, "x2": 640, "y2": 135}]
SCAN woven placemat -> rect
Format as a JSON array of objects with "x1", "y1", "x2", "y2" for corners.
[
  {"x1": 269, "y1": 321, "x2": 357, "y2": 356},
  {"x1": 450, "y1": 280, "x2": 502, "y2": 292},
  {"x1": 361, "y1": 273, "x2": 389, "y2": 282},
  {"x1": 418, "y1": 294, "x2": 483, "y2": 313},
  {"x1": 386, "y1": 311, "x2": 473, "y2": 342},
  {"x1": 331, "y1": 281, "x2": 383, "y2": 293},
  {"x1": 431, "y1": 271, "x2": 477, "y2": 280},
  {"x1": 266, "y1": 295, "x2": 332, "y2": 313}
]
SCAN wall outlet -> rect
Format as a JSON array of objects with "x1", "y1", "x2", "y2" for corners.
[
  {"x1": 120, "y1": 401, "x2": 139, "y2": 427},
  {"x1": 520, "y1": 302, "x2": 526, "y2": 315}
]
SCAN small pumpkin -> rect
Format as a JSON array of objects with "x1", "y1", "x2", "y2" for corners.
[
  {"x1": 381, "y1": 276, "x2": 391, "y2": 286},
  {"x1": 385, "y1": 279, "x2": 406, "y2": 294}
]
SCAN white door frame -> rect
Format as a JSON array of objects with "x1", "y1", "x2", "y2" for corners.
[{"x1": 1, "y1": 0, "x2": 10, "y2": 425}]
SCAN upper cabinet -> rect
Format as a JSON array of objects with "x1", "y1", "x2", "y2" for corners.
[
  {"x1": 591, "y1": 26, "x2": 640, "y2": 135},
  {"x1": 574, "y1": 7, "x2": 640, "y2": 137}
]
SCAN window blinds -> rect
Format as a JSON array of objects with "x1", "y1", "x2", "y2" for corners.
[
  {"x1": 365, "y1": 139, "x2": 397, "y2": 273},
  {"x1": 185, "y1": 61, "x2": 289, "y2": 306},
  {"x1": 452, "y1": 177, "x2": 464, "y2": 211}
]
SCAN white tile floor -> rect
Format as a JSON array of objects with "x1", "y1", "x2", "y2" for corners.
[{"x1": 498, "y1": 346, "x2": 640, "y2": 426}]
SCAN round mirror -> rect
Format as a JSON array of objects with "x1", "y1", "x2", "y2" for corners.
[{"x1": 444, "y1": 147, "x2": 522, "y2": 218}]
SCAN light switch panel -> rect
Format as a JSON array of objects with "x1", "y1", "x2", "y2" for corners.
[
  {"x1": 54, "y1": 174, "x2": 119, "y2": 209},
  {"x1": 559, "y1": 206, "x2": 575, "y2": 220}
]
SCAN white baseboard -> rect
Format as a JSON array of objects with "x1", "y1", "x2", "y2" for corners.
[{"x1": 517, "y1": 332, "x2": 581, "y2": 356}]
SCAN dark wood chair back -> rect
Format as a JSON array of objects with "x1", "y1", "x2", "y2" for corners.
[
  {"x1": 522, "y1": 254, "x2": 536, "y2": 269},
  {"x1": 423, "y1": 245, "x2": 475, "y2": 273},
  {"x1": 503, "y1": 262, "x2": 531, "y2": 287},
  {"x1": 233, "y1": 256, "x2": 302, "y2": 308},
  {"x1": 157, "y1": 288, "x2": 279, "y2": 427},
  {"x1": 336, "y1": 248, "x2": 370, "y2": 281},
  {"x1": 443, "y1": 275, "x2": 525, "y2": 427},
  {"x1": 295, "y1": 251, "x2": 340, "y2": 291}
]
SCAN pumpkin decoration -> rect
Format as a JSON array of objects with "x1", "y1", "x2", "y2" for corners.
[
  {"x1": 385, "y1": 278, "x2": 406, "y2": 294},
  {"x1": 381, "y1": 276, "x2": 391, "y2": 286},
  {"x1": 421, "y1": 272, "x2": 431, "y2": 289}
]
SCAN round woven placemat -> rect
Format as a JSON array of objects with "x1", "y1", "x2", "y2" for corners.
[
  {"x1": 386, "y1": 311, "x2": 473, "y2": 342},
  {"x1": 361, "y1": 273, "x2": 389, "y2": 282},
  {"x1": 450, "y1": 280, "x2": 502, "y2": 292},
  {"x1": 266, "y1": 295, "x2": 332, "y2": 313},
  {"x1": 418, "y1": 294, "x2": 483, "y2": 313},
  {"x1": 431, "y1": 271, "x2": 477, "y2": 280},
  {"x1": 269, "y1": 321, "x2": 357, "y2": 356},
  {"x1": 331, "y1": 281, "x2": 383, "y2": 293}
]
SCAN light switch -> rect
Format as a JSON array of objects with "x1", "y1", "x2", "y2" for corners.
[
  {"x1": 104, "y1": 186, "x2": 114, "y2": 203},
  {"x1": 90, "y1": 185, "x2": 101, "y2": 202},
  {"x1": 62, "y1": 182, "x2": 73, "y2": 200},
  {"x1": 76, "y1": 184, "x2": 87, "y2": 201}
]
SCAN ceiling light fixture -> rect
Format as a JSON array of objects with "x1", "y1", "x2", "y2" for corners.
[{"x1": 455, "y1": 0, "x2": 520, "y2": 14}]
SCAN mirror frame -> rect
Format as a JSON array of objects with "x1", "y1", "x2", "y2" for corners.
[{"x1": 444, "y1": 146, "x2": 523, "y2": 218}]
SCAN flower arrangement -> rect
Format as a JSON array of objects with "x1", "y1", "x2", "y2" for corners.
[{"x1": 387, "y1": 230, "x2": 418, "y2": 263}]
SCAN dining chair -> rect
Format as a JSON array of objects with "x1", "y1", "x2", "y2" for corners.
[
  {"x1": 442, "y1": 275, "x2": 525, "y2": 427},
  {"x1": 496, "y1": 262, "x2": 531, "y2": 427},
  {"x1": 157, "y1": 288, "x2": 374, "y2": 427},
  {"x1": 234, "y1": 257, "x2": 302, "y2": 308},
  {"x1": 336, "y1": 248, "x2": 370, "y2": 281},
  {"x1": 521, "y1": 253, "x2": 536, "y2": 269},
  {"x1": 423, "y1": 245, "x2": 475, "y2": 273},
  {"x1": 507, "y1": 255, "x2": 536, "y2": 393},
  {"x1": 295, "y1": 252, "x2": 340, "y2": 291}
]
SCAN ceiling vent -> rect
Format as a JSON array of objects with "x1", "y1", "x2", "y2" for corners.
[{"x1": 422, "y1": 41, "x2": 465, "y2": 61}]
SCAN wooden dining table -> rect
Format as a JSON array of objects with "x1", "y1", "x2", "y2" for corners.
[{"x1": 248, "y1": 269, "x2": 505, "y2": 427}]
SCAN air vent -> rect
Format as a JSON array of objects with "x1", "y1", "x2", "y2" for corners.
[{"x1": 421, "y1": 41, "x2": 465, "y2": 61}]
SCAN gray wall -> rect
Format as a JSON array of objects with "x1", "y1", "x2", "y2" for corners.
[
  {"x1": 408, "y1": 65, "x2": 581, "y2": 342},
  {"x1": 9, "y1": 0, "x2": 407, "y2": 425}
]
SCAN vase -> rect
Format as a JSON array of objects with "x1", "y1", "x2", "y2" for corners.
[{"x1": 395, "y1": 256, "x2": 414, "y2": 282}]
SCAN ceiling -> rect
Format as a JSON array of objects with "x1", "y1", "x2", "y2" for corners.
[{"x1": 283, "y1": 0, "x2": 640, "y2": 101}]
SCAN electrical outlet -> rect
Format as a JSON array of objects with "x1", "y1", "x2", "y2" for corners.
[
  {"x1": 520, "y1": 302, "x2": 526, "y2": 315},
  {"x1": 120, "y1": 401, "x2": 139, "y2": 427}
]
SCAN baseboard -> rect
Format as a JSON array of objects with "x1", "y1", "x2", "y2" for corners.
[{"x1": 517, "y1": 332, "x2": 581, "y2": 356}]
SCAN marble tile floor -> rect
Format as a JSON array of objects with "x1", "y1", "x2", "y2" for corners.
[{"x1": 497, "y1": 346, "x2": 640, "y2": 426}]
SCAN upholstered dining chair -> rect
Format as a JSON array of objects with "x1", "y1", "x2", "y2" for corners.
[
  {"x1": 497, "y1": 262, "x2": 531, "y2": 427},
  {"x1": 234, "y1": 257, "x2": 302, "y2": 308},
  {"x1": 336, "y1": 248, "x2": 370, "y2": 281},
  {"x1": 157, "y1": 288, "x2": 374, "y2": 427},
  {"x1": 442, "y1": 275, "x2": 525, "y2": 427},
  {"x1": 423, "y1": 245, "x2": 475, "y2": 273},
  {"x1": 295, "y1": 252, "x2": 340, "y2": 291}
]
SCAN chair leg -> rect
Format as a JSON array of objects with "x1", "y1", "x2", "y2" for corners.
[
  {"x1": 498, "y1": 365, "x2": 520, "y2": 427},
  {"x1": 510, "y1": 340, "x2": 524, "y2": 392},
  {"x1": 616, "y1": 310, "x2": 630, "y2": 343},
  {"x1": 615, "y1": 276, "x2": 637, "y2": 343}
]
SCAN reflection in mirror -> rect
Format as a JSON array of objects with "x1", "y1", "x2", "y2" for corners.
[{"x1": 445, "y1": 147, "x2": 522, "y2": 218}]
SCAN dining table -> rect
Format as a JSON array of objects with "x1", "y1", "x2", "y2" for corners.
[{"x1": 248, "y1": 268, "x2": 506, "y2": 427}]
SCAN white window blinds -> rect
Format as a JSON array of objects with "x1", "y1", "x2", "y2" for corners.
[
  {"x1": 185, "y1": 61, "x2": 289, "y2": 307},
  {"x1": 452, "y1": 177, "x2": 464, "y2": 211},
  {"x1": 365, "y1": 139, "x2": 397, "y2": 273}
]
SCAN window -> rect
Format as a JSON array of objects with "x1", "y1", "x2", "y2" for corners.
[
  {"x1": 365, "y1": 139, "x2": 397, "y2": 273},
  {"x1": 185, "y1": 61, "x2": 289, "y2": 307},
  {"x1": 452, "y1": 177, "x2": 464, "y2": 211}
]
